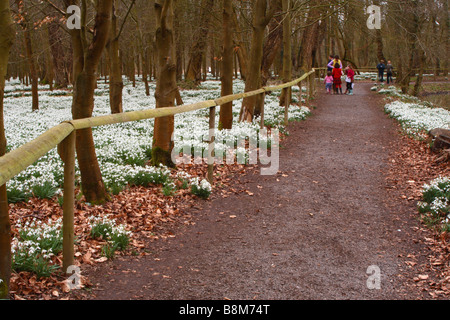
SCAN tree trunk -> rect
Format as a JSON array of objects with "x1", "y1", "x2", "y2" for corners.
[
  {"x1": 67, "y1": 0, "x2": 113, "y2": 204},
  {"x1": 152, "y1": 0, "x2": 177, "y2": 167},
  {"x1": 185, "y1": 0, "x2": 214, "y2": 84},
  {"x1": 23, "y1": 27, "x2": 39, "y2": 111},
  {"x1": 400, "y1": 0, "x2": 420, "y2": 94},
  {"x1": 260, "y1": 0, "x2": 283, "y2": 90},
  {"x1": 48, "y1": 17, "x2": 69, "y2": 88},
  {"x1": 411, "y1": 49, "x2": 425, "y2": 97},
  {"x1": 240, "y1": 0, "x2": 276, "y2": 122},
  {"x1": 279, "y1": 0, "x2": 292, "y2": 107},
  {"x1": 443, "y1": 0, "x2": 449, "y2": 77},
  {"x1": 0, "y1": 0, "x2": 14, "y2": 299},
  {"x1": 44, "y1": 25, "x2": 54, "y2": 91},
  {"x1": 232, "y1": 8, "x2": 249, "y2": 81},
  {"x1": 107, "y1": 2, "x2": 124, "y2": 114},
  {"x1": 297, "y1": 1, "x2": 321, "y2": 72},
  {"x1": 219, "y1": 0, "x2": 234, "y2": 130}
]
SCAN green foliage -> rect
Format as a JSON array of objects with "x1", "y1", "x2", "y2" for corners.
[
  {"x1": 190, "y1": 178, "x2": 212, "y2": 200},
  {"x1": 125, "y1": 169, "x2": 170, "y2": 187},
  {"x1": 31, "y1": 181, "x2": 58, "y2": 199},
  {"x1": 89, "y1": 215, "x2": 131, "y2": 256},
  {"x1": 12, "y1": 218, "x2": 63, "y2": 278},
  {"x1": 418, "y1": 177, "x2": 450, "y2": 233},
  {"x1": 7, "y1": 187, "x2": 30, "y2": 203}
]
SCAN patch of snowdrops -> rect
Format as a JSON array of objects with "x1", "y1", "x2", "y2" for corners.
[
  {"x1": 11, "y1": 217, "x2": 63, "y2": 278},
  {"x1": 418, "y1": 176, "x2": 450, "y2": 233},
  {"x1": 3, "y1": 76, "x2": 310, "y2": 202},
  {"x1": 380, "y1": 86, "x2": 450, "y2": 139}
]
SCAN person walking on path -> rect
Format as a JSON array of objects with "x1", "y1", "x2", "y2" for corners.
[
  {"x1": 377, "y1": 60, "x2": 386, "y2": 83},
  {"x1": 324, "y1": 71, "x2": 334, "y2": 94},
  {"x1": 386, "y1": 61, "x2": 394, "y2": 84},
  {"x1": 344, "y1": 64, "x2": 355, "y2": 95},
  {"x1": 332, "y1": 62, "x2": 343, "y2": 94},
  {"x1": 328, "y1": 55, "x2": 343, "y2": 70},
  {"x1": 327, "y1": 55, "x2": 334, "y2": 73}
]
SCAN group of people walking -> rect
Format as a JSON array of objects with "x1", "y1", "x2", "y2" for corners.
[
  {"x1": 376, "y1": 60, "x2": 394, "y2": 84},
  {"x1": 324, "y1": 55, "x2": 395, "y2": 95},
  {"x1": 324, "y1": 55, "x2": 355, "y2": 95}
]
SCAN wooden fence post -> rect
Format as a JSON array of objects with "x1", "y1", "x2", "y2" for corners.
[
  {"x1": 284, "y1": 87, "x2": 291, "y2": 127},
  {"x1": 260, "y1": 92, "x2": 266, "y2": 129},
  {"x1": 304, "y1": 79, "x2": 310, "y2": 108},
  {"x1": 57, "y1": 131, "x2": 76, "y2": 274},
  {"x1": 207, "y1": 106, "x2": 216, "y2": 184}
]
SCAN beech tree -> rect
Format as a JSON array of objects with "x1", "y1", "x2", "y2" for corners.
[
  {"x1": 65, "y1": 0, "x2": 113, "y2": 204},
  {"x1": 14, "y1": 0, "x2": 39, "y2": 111},
  {"x1": 185, "y1": 0, "x2": 214, "y2": 84},
  {"x1": 0, "y1": 0, "x2": 14, "y2": 299},
  {"x1": 239, "y1": 0, "x2": 277, "y2": 122},
  {"x1": 218, "y1": 0, "x2": 234, "y2": 130},
  {"x1": 152, "y1": 0, "x2": 177, "y2": 166},
  {"x1": 279, "y1": 0, "x2": 292, "y2": 106},
  {"x1": 107, "y1": 0, "x2": 124, "y2": 114}
]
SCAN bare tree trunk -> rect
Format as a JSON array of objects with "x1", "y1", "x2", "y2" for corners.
[
  {"x1": 185, "y1": 0, "x2": 214, "y2": 84},
  {"x1": 219, "y1": 0, "x2": 234, "y2": 130},
  {"x1": 279, "y1": 0, "x2": 292, "y2": 106},
  {"x1": 0, "y1": 0, "x2": 14, "y2": 299},
  {"x1": 44, "y1": 25, "x2": 54, "y2": 91},
  {"x1": 48, "y1": 16, "x2": 69, "y2": 88},
  {"x1": 66, "y1": 0, "x2": 113, "y2": 204},
  {"x1": 297, "y1": 0, "x2": 321, "y2": 71},
  {"x1": 107, "y1": 1, "x2": 124, "y2": 114},
  {"x1": 23, "y1": 26, "x2": 39, "y2": 111},
  {"x1": 443, "y1": 0, "x2": 449, "y2": 76},
  {"x1": 260, "y1": 0, "x2": 283, "y2": 87},
  {"x1": 400, "y1": 0, "x2": 420, "y2": 94},
  {"x1": 240, "y1": 0, "x2": 276, "y2": 122},
  {"x1": 232, "y1": 8, "x2": 249, "y2": 81},
  {"x1": 411, "y1": 49, "x2": 425, "y2": 96},
  {"x1": 152, "y1": 0, "x2": 177, "y2": 166}
]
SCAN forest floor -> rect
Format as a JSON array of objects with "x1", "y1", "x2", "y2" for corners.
[{"x1": 71, "y1": 82, "x2": 449, "y2": 300}]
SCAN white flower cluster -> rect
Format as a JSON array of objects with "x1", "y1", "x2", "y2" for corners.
[
  {"x1": 89, "y1": 214, "x2": 131, "y2": 239},
  {"x1": 12, "y1": 217, "x2": 63, "y2": 260},
  {"x1": 190, "y1": 177, "x2": 212, "y2": 192},
  {"x1": 3, "y1": 75, "x2": 310, "y2": 199},
  {"x1": 384, "y1": 100, "x2": 450, "y2": 138},
  {"x1": 418, "y1": 176, "x2": 450, "y2": 228},
  {"x1": 422, "y1": 176, "x2": 450, "y2": 194}
]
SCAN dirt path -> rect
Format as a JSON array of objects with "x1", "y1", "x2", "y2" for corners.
[{"x1": 83, "y1": 83, "x2": 427, "y2": 300}]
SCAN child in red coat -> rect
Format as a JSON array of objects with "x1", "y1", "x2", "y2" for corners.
[
  {"x1": 344, "y1": 64, "x2": 355, "y2": 95},
  {"x1": 332, "y1": 63, "x2": 342, "y2": 94}
]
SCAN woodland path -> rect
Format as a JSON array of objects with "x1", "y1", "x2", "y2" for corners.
[{"x1": 83, "y1": 83, "x2": 427, "y2": 300}]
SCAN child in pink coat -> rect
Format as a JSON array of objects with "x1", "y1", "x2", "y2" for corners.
[{"x1": 324, "y1": 71, "x2": 333, "y2": 94}]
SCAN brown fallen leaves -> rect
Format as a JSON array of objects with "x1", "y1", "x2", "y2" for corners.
[
  {"x1": 386, "y1": 129, "x2": 450, "y2": 298},
  {"x1": 7, "y1": 162, "x2": 256, "y2": 300}
]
